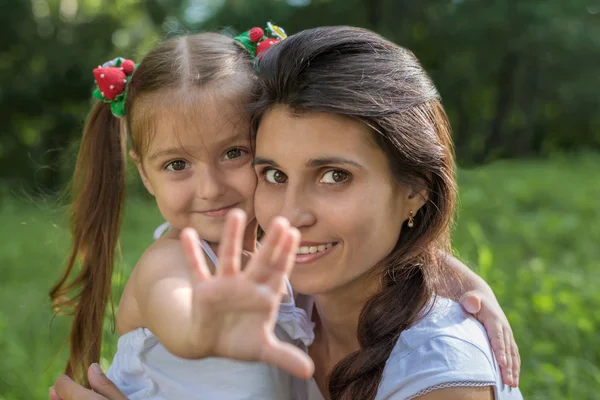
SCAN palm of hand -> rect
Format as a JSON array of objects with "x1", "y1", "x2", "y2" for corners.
[
  {"x1": 189, "y1": 277, "x2": 279, "y2": 362},
  {"x1": 180, "y1": 210, "x2": 314, "y2": 379}
]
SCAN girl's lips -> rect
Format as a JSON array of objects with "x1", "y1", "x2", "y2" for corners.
[
  {"x1": 295, "y1": 243, "x2": 337, "y2": 264},
  {"x1": 197, "y1": 204, "x2": 238, "y2": 217}
]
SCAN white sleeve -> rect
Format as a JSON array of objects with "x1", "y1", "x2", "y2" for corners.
[{"x1": 377, "y1": 335, "x2": 498, "y2": 400}]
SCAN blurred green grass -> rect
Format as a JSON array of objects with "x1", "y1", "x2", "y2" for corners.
[{"x1": 1, "y1": 154, "x2": 599, "y2": 399}]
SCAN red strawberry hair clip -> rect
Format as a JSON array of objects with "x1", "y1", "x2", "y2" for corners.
[
  {"x1": 234, "y1": 22, "x2": 288, "y2": 63},
  {"x1": 92, "y1": 57, "x2": 137, "y2": 118}
]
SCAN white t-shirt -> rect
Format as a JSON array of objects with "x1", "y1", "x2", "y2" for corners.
[{"x1": 299, "y1": 296, "x2": 523, "y2": 400}]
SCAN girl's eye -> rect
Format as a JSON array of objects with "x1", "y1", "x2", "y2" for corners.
[
  {"x1": 320, "y1": 169, "x2": 349, "y2": 184},
  {"x1": 264, "y1": 169, "x2": 288, "y2": 184},
  {"x1": 224, "y1": 148, "x2": 245, "y2": 160},
  {"x1": 166, "y1": 160, "x2": 189, "y2": 171}
]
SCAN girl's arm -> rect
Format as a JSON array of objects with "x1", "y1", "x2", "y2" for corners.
[
  {"x1": 132, "y1": 211, "x2": 312, "y2": 378},
  {"x1": 443, "y1": 254, "x2": 520, "y2": 388},
  {"x1": 131, "y1": 240, "x2": 202, "y2": 358}
]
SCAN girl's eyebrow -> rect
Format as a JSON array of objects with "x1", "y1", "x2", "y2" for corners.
[
  {"x1": 252, "y1": 156, "x2": 364, "y2": 170},
  {"x1": 147, "y1": 147, "x2": 185, "y2": 163},
  {"x1": 147, "y1": 131, "x2": 251, "y2": 163}
]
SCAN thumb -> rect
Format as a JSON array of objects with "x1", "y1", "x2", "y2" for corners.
[
  {"x1": 53, "y1": 375, "x2": 106, "y2": 400},
  {"x1": 459, "y1": 291, "x2": 482, "y2": 315},
  {"x1": 261, "y1": 338, "x2": 315, "y2": 380},
  {"x1": 88, "y1": 364, "x2": 129, "y2": 400}
]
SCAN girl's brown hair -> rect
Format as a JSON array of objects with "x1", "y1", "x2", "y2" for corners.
[
  {"x1": 251, "y1": 26, "x2": 457, "y2": 400},
  {"x1": 49, "y1": 32, "x2": 254, "y2": 386}
]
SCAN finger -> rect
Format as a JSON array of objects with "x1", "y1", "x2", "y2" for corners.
[
  {"x1": 459, "y1": 291, "x2": 482, "y2": 315},
  {"x1": 261, "y1": 337, "x2": 315, "y2": 380},
  {"x1": 483, "y1": 319, "x2": 507, "y2": 368},
  {"x1": 53, "y1": 375, "x2": 107, "y2": 400},
  {"x1": 263, "y1": 227, "x2": 300, "y2": 293},
  {"x1": 503, "y1": 327, "x2": 514, "y2": 387},
  {"x1": 509, "y1": 331, "x2": 520, "y2": 387},
  {"x1": 49, "y1": 387, "x2": 63, "y2": 400},
  {"x1": 217, "y1": 209, "x2": 246, "y2": 277},
  {"x1": 88, "y1": 363, "x2": 129, "y2": 400},
  {"x1": 245, "y1": 217, "x2": 289, "y2": 283},
  {"x1": 180, "y1": 228, "x2": 212, "y2": 282}
]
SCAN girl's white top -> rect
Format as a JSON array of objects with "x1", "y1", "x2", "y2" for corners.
[
  {"x1": 106, "y1": 222, "x2": 314, "y2": 399},
  {"x1": 295, "y1": 296, "x2": 523, "y2": 400}
]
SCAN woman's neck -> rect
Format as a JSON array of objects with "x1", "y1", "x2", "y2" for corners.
[{"x1": 311, "y1": 271, "x2": 381, "y2": 361}]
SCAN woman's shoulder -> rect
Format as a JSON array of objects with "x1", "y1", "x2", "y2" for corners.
[
  {"x1": 400, "y1": 296, "x2": 492, "y2": 352},
  {"x1": 376, "y1": 297, "x2": 522, "y2": 400}
]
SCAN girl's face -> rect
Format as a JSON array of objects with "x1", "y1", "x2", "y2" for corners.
[
  {"x1": 253, "y1": 108, "x2": 426, "y2": 295},
  {"x1": 134, "y1": 92, "x2": 257, "y2": 244}
]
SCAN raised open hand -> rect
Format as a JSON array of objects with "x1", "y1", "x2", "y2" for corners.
[{"x1": 180, "y1": 209, "x2": 314, "y2": 379}]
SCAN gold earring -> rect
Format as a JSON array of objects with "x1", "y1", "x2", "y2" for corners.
[{"x1": 407, "y1": 211, "x2": 414, "y2": 228}]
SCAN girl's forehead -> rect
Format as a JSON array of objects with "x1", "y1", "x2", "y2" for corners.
[{"x1": 133, "y1": 88, "x2": 251, "y2": 152}]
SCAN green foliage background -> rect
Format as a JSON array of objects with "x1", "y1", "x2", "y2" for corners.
[
  {"x1": 2, "y1": 0, "x2": 599, "y2": 191},
  {"x1": 3, "y1": 155, "x2": 600, "y2": 399},
  {"x1": 1, "y1": 0, "x2": 598, "y2": 399}
]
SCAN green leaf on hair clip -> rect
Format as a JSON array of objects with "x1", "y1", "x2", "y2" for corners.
[
  {"x1": 233, "y1": 32, "x2": 258, "y2": 57},
  {"x1": 111, "y1": 99, "x2": 126, "y2": 118},
  {"x1": 92, "y1": 87, "x2": 105, "y2": 101}
]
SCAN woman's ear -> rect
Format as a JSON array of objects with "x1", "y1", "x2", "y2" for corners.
[
  {"x1": 407, "y1": 185, "x2": 428, "y2": 212},
  {"x1": 408, "y1": 174, "x2": 430, "y2": 207},
  {"x1": 130, "y1": 150, "x2": 154, "y2": 196},
  {"x1": 398, "y1": 178, "x2": 429, "y2": 227}
]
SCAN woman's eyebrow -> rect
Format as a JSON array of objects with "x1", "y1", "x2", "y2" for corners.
[
  {"x1": 306, "y1": 157, "x2": 364, "y2": 169},
  {"x1": 252, "y1": 156, "x2": 365, "y2": 169},
  {"x1": 252, "y1": 157, "x2": 280, "y2": 167}
]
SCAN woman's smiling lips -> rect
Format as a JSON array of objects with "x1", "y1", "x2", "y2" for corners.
[
  {"x1": 295, "y1": 241, "x2": 337, "y2": 264},
  {"x1": 196, "y1": 204, "x2": 238, "y2": 217}
]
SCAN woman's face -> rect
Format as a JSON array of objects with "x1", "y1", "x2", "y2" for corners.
[{"x1": 253, "y1": 107, "x2": 424, "y2": 295}]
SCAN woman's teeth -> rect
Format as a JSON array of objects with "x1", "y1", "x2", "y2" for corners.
[{"x1": 297, "y1": 243, "x2": 334, "y2": 255}]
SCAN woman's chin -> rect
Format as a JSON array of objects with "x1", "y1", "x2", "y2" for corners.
[{"x1": 289, "y1": 268, "x2": 332, "y2": 296}]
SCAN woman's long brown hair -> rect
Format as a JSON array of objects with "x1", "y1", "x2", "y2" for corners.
[
  {"x1": 251, "y1": 26, "x2": 457, "y2": 399},
  {"x1": 49, "y1": 33, "x2": 254, "y2": 386}
]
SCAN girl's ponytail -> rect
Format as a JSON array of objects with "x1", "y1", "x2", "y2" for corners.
[{"x1": 50, "y1": 101, "x2": 126, "y2": 386}]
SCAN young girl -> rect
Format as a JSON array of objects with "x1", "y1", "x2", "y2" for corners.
[
  {"x1": 50, "y1": 27, "x2": 518, "y2": 400},
  {"x1": 50, "y1": 31, "x2": 313, "y2": 400}
]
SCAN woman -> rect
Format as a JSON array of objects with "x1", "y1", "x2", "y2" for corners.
[{"x1": 51, "y1": 26, "x2": 522, "y2": 399}]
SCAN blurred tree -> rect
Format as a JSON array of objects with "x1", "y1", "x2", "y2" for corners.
[
  {"x1": 0, "y1": 0, "x2": 183, "y2": 192},
  {"x1": 199, "y1": 0, "x2": 600, "y2": 162},
  {"x1": 1, "y1": 0, "x2": 598, "y2": 190}
]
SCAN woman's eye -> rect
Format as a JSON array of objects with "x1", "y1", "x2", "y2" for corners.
[
  {"x1": 264, "y1": 169, "x2": 288, "y2": 184},
  {"x1": 166, "y1": 160, "x2": 189, "y2": 171},
  {"x1": 224, "y1": 148, "x2": 244, "y2": 160},
  {"x1": 320, "y1": 170, "x2": 349, "y2": 184}
]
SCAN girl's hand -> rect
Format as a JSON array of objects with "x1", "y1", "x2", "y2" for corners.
[
  {"x1": 49, "y1": 364, "x2": 127, "y2": 400},
  {"x1": 460, "y1": 291, "x2": 520, "y2": 388},
  {"x1": 181, "y1": 209, "x2": 314, "y2": 379}
]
